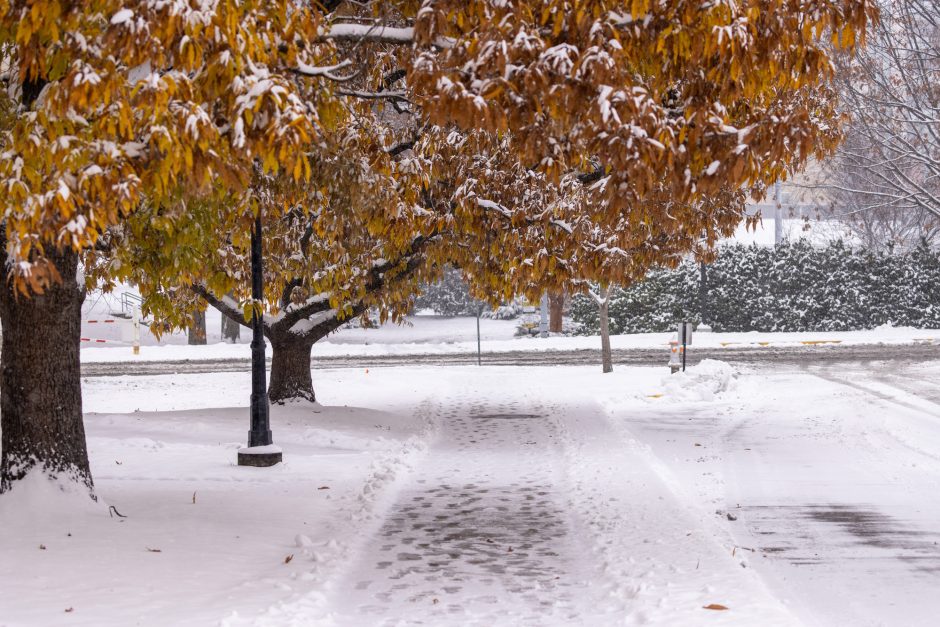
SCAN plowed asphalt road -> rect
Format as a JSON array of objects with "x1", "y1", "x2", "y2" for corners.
[{"x1": 81, "y1": 342, "x2": 940, "y2": 377}]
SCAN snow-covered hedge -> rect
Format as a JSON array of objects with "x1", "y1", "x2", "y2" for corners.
[
  {"x1": 571, "y1": 241, "x2": 940, "y2": 333},
  {"x1": 413, "y1": 266, "x2": 483, "y2": 317}
]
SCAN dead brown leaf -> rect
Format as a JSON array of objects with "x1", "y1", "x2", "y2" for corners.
[
  {"x1": 284, "y1": 554, "x2": 294, "y2": 564},
  {"x1": 703, "y1": 604, "x2": 729, "y2": 611}
]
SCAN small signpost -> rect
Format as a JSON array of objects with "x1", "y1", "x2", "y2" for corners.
[
  {"x1": 132, "y1": 306, "x2": 141, "y2": 355},
  {"x1": 476, "y1": 309, "x2": 482, "y2": 366},
  {"x1": 678, "y1": 321, "x2": 693, "y2": 372}
]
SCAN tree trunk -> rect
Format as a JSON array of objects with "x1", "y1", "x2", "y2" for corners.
[
  {"x1": 599, "y1": 297, "x2": 613, "y2": 374},
  {"x1": 549, "y1": 290, "x2": 565, "y2": 333},
  {"x1": 188, "y1": 310, "x2": 207, "y2": 345},
  {"x1": 221, "y1": 296, "x2": 240, "y2": 343},
  {"x1": 0, "y1": 247, "x2": 93, "y2": 494},
  {"x1": 268, "y1": 337, "x2": 316, "y2": 403}
]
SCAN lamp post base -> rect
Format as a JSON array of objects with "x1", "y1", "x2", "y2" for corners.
[{"x1": 237, "y1": 445, "x2": 283, "y2": 467}]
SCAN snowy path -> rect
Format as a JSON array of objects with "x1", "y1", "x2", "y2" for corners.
[
  {"x1": 331, "y1": 395, "x2": 602, "y2": 625},
  {"x1": 319, "y1": 372, "x2": 800, "y2": 626}
]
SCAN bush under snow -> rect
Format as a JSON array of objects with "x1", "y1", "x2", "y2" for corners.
[{"x1": 572, "y1": 241, "x2": 940, "y2": 333}]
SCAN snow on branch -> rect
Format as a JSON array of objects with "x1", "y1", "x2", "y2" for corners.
[
  {"x1": 191, "y1": 284, "x2": 251, "y2": 330},
  {"x1": 477, "y1": 198, "x2": 512, "y2": 218},
  {"x1": 477, "y1": 198, "x2": 575, "y2": 234},
  {"x1": 292, "y1": 59, "x2": 357, "y2": 82},
  {"x1": 269, "y1": 292, "x2": 334, "y2": 332},
  {"x1": 337, "y1": 89, "x2": 409, "y2": 103},
  {"x1": 321, "y1": 23, "x2": 454, "y2": 49}
]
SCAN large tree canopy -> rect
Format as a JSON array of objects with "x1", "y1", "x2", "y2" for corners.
[{"x1": 0, "y1": 0, "x2": 875, "y2": 492}]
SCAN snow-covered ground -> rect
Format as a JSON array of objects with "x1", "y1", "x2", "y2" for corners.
[{"x1": 3, "y1": 359, "x2": 939, "y2": 625}]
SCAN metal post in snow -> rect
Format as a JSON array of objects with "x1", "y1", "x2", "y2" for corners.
[
  {"x1": 476, "y1": 313, "x2": 482, "y2": 366},
  {"x1": 132, "y1": 306, "x2": 141, "y2": 355},
  {"x1": 681, "y1": 322, "x2": 688, "y2": 372},
  {"x1": 238, "y1": 214, "x2": 282, "y2": 467},
  {"x1": 774, "y1": 180, "x2": 783, "y2": 246}
]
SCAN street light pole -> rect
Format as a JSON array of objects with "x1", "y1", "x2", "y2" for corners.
[{"x1": 238, "y1": 214, "x2": 282, "y2": 467}]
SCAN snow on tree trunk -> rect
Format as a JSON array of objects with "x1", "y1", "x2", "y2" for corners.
[
  {"x1": 188, "y1": 310, "x2": 207, "y2": 345},
  {"x1": 268, "y1": 337, "x2": 316, "y2": 404},
  {"x1": 0, "y1": 246, "x2": 93, "y2": 494},
  {"x1": 221, "y1": 297, "x2": 240, "y2": 344},
  {"x1": 549, "y1": 290, "x2": 564, "y2": 333},
  {"x1": 599, "y1": 291, "x2": 613, "y2": 374}
]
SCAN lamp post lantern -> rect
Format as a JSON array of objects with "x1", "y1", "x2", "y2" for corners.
[{"x1": 237, "y1": 214, "x2": 282, "y2": 467}]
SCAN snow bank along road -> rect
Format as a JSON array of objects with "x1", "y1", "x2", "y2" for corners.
[
  {"x1": 79, "y1": 342, "x2": 940, "y2": 377},
  {"x1": 3, "y1": 361, "x2": 940, "y2": 625}
]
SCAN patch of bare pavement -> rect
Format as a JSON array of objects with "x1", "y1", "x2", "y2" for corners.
[
  {"x1": 742, "y1": 504, "x2": 940, "y2": 572},
  {"x1": 81, "y1": 342, "x2": 940, "y2": 377}
]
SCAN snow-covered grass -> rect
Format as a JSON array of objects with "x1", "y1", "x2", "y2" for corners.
[{"x1": 0, "y1": 370, "x2": 438, "y2": 626}]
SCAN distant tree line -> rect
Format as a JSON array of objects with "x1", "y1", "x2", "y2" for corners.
[{"x1": 571, "y1": 242, "x2": 940, "y2": 334}]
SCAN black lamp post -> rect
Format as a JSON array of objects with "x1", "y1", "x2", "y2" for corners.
[{"x1": 237, "y1": 214, "x2": 282, "y2": 467}]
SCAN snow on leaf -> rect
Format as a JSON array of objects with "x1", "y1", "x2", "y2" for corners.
[{"x1": 110, "y1": 9, "x2": 133, "y2": 25}]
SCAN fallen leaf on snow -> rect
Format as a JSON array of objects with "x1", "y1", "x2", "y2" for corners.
[
  {"x1": 284, "y1": 554, "x2": 294, "y2": 564},
  {"x1": 64, "y1": 608, "x2": 74, "y2": 613},
  {"x1": 318, "y1": 486, "x2": 330, "y2": 490},
  {"x1": 703, "y1": 604, "x2": 729, "y2": 611},
  {"x1": 146, "y1": 547, "x2": 162, "y2": 553}
]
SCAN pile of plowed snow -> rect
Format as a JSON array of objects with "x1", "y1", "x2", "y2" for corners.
[{"x1": 660, "y1": 359, "x2": 734, "y2": 401}]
